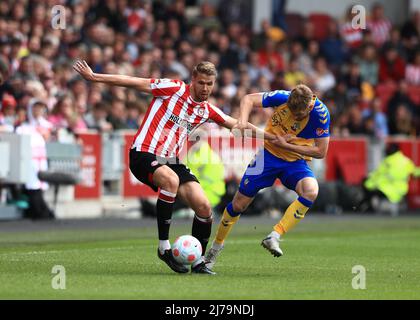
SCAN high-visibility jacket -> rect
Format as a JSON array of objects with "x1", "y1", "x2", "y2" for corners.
[
  {"x1": 187, "y1": 142, "x2": 226, "y2": 207},
  {"x1": 365, "y1": 151, "x2": 420, "y2": 203}
]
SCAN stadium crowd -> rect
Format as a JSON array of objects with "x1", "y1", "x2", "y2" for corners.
[{"x1": 0, "y1": 0, "x2": 419, "y2": 140}]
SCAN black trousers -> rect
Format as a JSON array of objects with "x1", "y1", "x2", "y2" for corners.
[
  {"x1": 358, "y1": 183, "x2": 387, "y2": 212},
  {"x1": 23, "y1": 189, "x2": 54, "y2": 220}
]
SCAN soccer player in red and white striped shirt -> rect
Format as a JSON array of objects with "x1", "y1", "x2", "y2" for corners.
[{"x1": 74, "y1": 60, "x2": 273, "y2": 275}]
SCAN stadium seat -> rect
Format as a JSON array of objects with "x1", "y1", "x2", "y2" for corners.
[
  {"x1": 285, "y1": 13, "x2": 304, "y2": 39},
  {"x1": 375, "y1": 82, "x2": 398, "y2": 112},
  {"x1": 308, "y1": 13, "x2": 331, "y2": 41},
  {"x1": 407, "y1": 85, "x2": 420, "y2": 105},
  {"x1": 38, "y1": 171, "x2": 80, "y2": 213},
  {"x1": 336, "y1": 153, "x2": 366, "y2": 185}
]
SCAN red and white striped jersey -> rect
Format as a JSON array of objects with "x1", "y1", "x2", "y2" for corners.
[
  {"x1": 340, "y1": 22, "x2": 363, "y2": 49},
  {"x1": 132, "y1": 79, "x2": 227, "y2": 158},
  {"x1": 406, "y1": 65, "x2": 420, "y2": 85},
  {"x1": 367, "y1": 19, "x2": 392, "y2": 47}
]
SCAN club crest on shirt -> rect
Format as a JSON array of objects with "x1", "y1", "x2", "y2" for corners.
[
  {"x1": 194, "y1": 106, "x2": 205, "y2": 117},
  {"x1": 291, "y1": 122, "x2": 300, "y2": 131}
]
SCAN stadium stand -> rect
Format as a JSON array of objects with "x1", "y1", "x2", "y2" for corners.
[{"x1": 0, "y1": 0, "x2": 419, "y2": 218}]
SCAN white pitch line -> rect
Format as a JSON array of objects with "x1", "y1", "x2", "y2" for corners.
[{"x1": 0, "y1": 245, "x2": 154, "y2": 257}]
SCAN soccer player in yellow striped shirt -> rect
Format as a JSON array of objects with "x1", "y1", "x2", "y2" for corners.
[{"x1": 205, "y1": 85, "x2": 330, "y2": 270}]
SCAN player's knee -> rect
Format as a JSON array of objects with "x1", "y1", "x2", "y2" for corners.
[
  {"x1": 232, "y1": 200, "x2": 249, "y2": 213},
  {"x1": 195, "y1": 200, "x2": 212, "y2": 218},
  {"x1": 301, "y1": 189, "x2": 318, "y2": 202},
  {"x1": 161, "y1": 175, "x2": 180, "y2": 193}
]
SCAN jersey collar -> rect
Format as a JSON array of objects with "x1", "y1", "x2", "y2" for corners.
[{"x1": 308, "y1": 95, "x2": 317, "y2": 111}]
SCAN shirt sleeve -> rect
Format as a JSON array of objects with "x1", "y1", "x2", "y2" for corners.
[
  {"x1": 262, "y1": 90, "x2": 290, "y2": 108},
  {"x1": 150, "y1": 79, "x2": 183, "y2": 98},
  {"x1": 314, "y1": 106, "x2": 331, "y2": 138},
  {"x1": 208, "y1": 104, "x2": 227, "y2": 125}
]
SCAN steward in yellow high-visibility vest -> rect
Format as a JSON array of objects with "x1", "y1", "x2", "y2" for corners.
[
  {"x1": 187, "y1": 139, "x2": 226, "y2": 208},
  {"x1": 364, "y1": 144, "x2": 420, "y2": 204}
]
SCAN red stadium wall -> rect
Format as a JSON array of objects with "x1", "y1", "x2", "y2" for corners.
[
  {"x1": 75, "y1": 132, "x2": 420, "y2": 209},
  {"x1": 326, "y1": 138, "x2": 367, "y2": 185},
  {"x1": 74, "y1": 133, "x2": 102, "y2": 199}
]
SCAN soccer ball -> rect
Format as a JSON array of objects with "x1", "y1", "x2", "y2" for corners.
[{"x1": 171, "y1": 235, "x2": 202, "y2": 266}]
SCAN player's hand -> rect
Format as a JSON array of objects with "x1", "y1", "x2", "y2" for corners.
[
  {"x1": 283, "y1": 134, "x2": 296, "y2": 143},
  {"x1": 271, "y1": 134, "x2": 292, "y2": 148},
  {"x1": 73, "y1": 60, "x2": 95, "y2": 81},
  {"x1": 231, "y1": 120, "x2": 248, "y2": 137}
]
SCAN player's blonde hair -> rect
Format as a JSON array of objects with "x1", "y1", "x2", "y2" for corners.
[
  {"x1": 288, "y1": 84, "x2": 313, "y2": 111},
  {"x1": 192, "y1": 61, "x2": 218, "y2": 78}
]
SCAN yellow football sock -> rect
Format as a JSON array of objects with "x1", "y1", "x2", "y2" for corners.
[
  {"x1": 274, "y1": 197, "x2": 313, "y2": 235},
  {"x1": 215, "y1": 205, "x2": 241, "y2": 245}
]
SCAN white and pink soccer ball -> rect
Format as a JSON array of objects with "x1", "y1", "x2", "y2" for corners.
[{"x1": 171, "y1": 235, "x2": 202, "y2": 266}]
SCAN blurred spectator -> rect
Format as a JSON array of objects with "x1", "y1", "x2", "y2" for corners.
[
  {"x1": 341, "y1": 61, "x2": 362, "y2": 98},
  {"x1": 340, "y1": 5, "x2": 364, "y2": 50},
  {"x1": 218, "y1": 34, "x2": 239, "y2": 71},
  {"x1": 355, "y1": 44, "x2": 379, "y2": 86},
  {"x1": 379, "y1": 46, "x2": 406, "y2": 83},
  {"x1": 347, "y1": 104, "x2": 366, "y2": 135},
  {"x1": 107, "y1": 98, "x2": 129, "y2": 130},
  {"x1": 218, "y1": 0, "x2": 252, "y2": 28},
  {"x1": 333, "y1": 111, "x2": 351, "y2": 137},
  {"x1": 247, "y1": 52, "x2": 273, "y2": 84},
  {"x1": 220, "y1": 69, "x2": 238, "y2": 99},
  {"x1": 195, "y1": 2, "x2": 222, "y2": 30},
  {"x1": 284, "y1": 58, "x2": 306, "y2": 89},
  {"x1": 383, "y1": 27, "x2": 406, "y2": 59},
  {"x1": 258, "y1": 39, "x2": 284, "y2": 73},
  {"x1": 48, "y1": 94, "x2": 87, "y2": 133},
  {"x1": 167, "y1": 0, "x2": 188, "y2": 34},
  {"x1": 296, "y1": 20, "x2": 315, "y2": 50},
  {"x1": 309, "y1": 56, "x2": 336, "y2": 95},
  {"x1": 84, "y1": 101, "x2": 113, "y2": 133},
  {"x1": 324, "y1": 80, "x2": 351, "y2": 116},
  {"x1": 0, "y1": 93, "x2": 17, "y2": 130},
  {"x1": 320, "y1": 20, "x2": 348, "y2": 68},
  {"x1": 405, "y1": 50, "x2": 420, "y2": 85},
  {"x1": 161, "y1": 49, "x2": 190, "y2": 81},
  {"x1": 27, "y1": 99, "x2": 53, "y2": 134},
  {"x1": 362, "y1": 97, "x2": 389, "y2": 138},
  {"x1": 126, "y1": 101, "x2": 146, "y2": 130},
  {"x1": 235, "y1": 34, "x2": 252, "y2": 65},
  {"x1": 387, "y1": 81, "x2": 417, "y2": 135},
  {"x1": 392, "y1": 104, "x2": 415, "y2": 136},
  {"x1": 288, "y1": 40, "x2": 313, "y2": 74},
  {"x1": 15, "y1": 100, "x2": 54, "y2": 220},
  {"x1": 367, "y1": 3, "x2": 392, "y2": 48},
  {"x1": 401, "y1": 11, "x2": 420, "y2": 52},
  {"x1": 307, "y1": 40, "x2": 321, "y2": 62},
  {"x1": 270, "y1": 71, "x2": 286, "y2": 91}
]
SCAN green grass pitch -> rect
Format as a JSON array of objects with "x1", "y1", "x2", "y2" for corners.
[{"x1": 0, "y1": 216, "x2": 420, "y2": 299}]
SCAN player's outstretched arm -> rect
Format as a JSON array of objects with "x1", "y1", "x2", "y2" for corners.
[
  {"x1": 223, "y1": 115, "x2": 276, "y2": 141},
  {"x1": 237, "y1": 93, "x2": 264, "y2": 132},
  {"x1": 73, "y1": 60, "x2": 152, "y2": 94}
]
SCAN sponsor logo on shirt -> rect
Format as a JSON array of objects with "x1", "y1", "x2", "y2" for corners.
[
  {"x1": 316, "y1": 128, "x2": 329, "y2": 136},
  {"x1": 169, "y1": 114, "x2": 194, "y2": 133}
]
